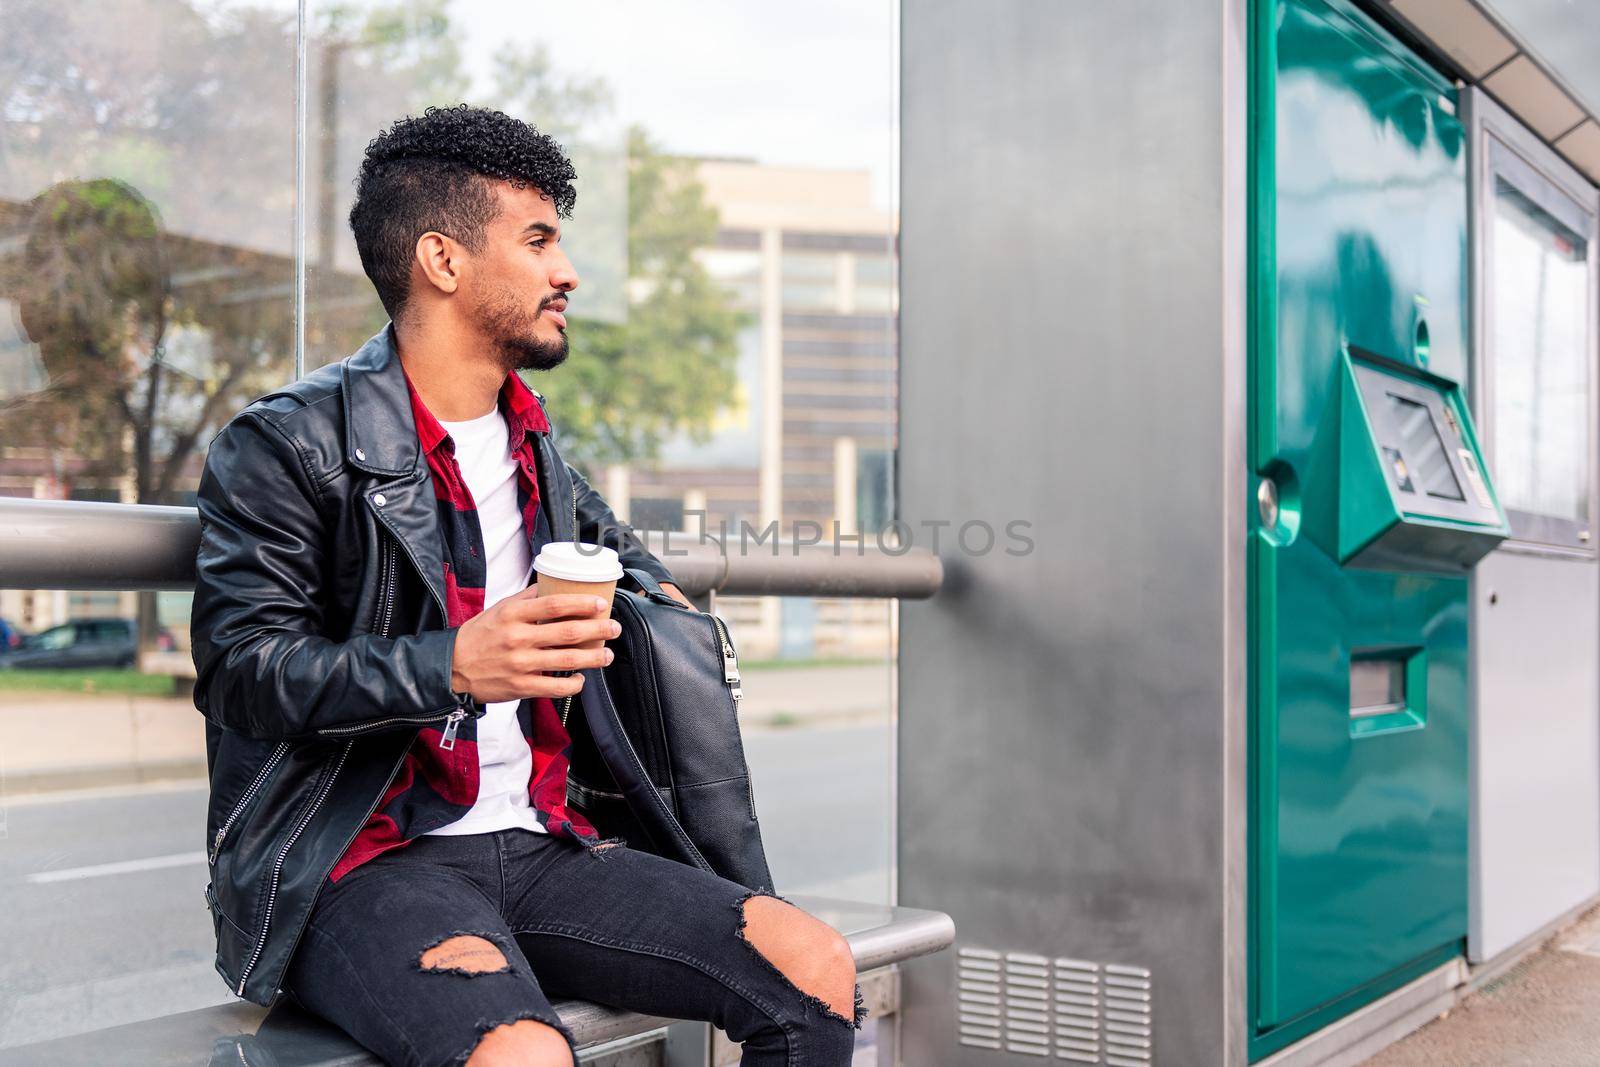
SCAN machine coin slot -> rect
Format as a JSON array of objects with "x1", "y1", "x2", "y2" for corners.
[{"x1": 1457, "y1": 449, "x2": 1494, "y2": 509}]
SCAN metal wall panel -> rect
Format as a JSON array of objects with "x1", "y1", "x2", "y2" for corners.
[
  {"x1": 898, "y1": 2, "x2": 1247, "y2": 1062},
  {"x1": 1466, "y1": 87, "x2": 1600, "y2": 965},
  {"x1": 1470, "y1": 552, "x2": 1600, "y2": 960}
]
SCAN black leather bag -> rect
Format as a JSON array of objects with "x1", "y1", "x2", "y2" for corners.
[{"x1": 565, "y1": 568, "x2": 775, "y2": 892}]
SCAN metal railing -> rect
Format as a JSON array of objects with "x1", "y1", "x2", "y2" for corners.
[{"x1": 0, "y1": 498, "x2": 944, "y2": 599}]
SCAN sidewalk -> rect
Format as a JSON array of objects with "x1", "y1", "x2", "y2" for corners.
[
  {"x1": 0, "y1": 663, "x2": 891, "y2": 795},
  {"x1": 0, "y1": 691, "x2": 207, "y2": 794},
  {"x1": 1364, "y1": 905, "x2": 1600, "y2": 1066}
]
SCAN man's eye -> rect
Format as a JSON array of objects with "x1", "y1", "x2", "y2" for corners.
[{"x1": 528, "y1": 239, "x2": 545, "y2": 250}]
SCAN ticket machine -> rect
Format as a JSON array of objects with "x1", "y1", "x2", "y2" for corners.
[{"x1": 1250, "y1": 0, "x2": 1510, "y2": 1056}]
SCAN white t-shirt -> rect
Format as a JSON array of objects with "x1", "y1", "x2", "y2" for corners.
[{"x1": 425, "y1": 404, "x2": 545, "y2": 837}]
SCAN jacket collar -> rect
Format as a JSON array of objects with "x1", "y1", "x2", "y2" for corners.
[
  {"x1": 342, "y1": 324, "x2": 419, "y2": 478},
  {"x1": 402, "y1": 357, "x2": 552, "y2": 462},
  {"x1": 339, "y1": 323, "x2": 566, "y2": 621},
  {"x1": 341, "y1": 322, "x2": 551, "y2": 476}
]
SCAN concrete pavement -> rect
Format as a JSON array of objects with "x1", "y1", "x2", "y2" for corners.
[
  {"x1": 1364, "y1": 906, "x2": 1600, "y2": 1066},
  {"x1": 0, "y1": 692, "x2": 207, "y2": 794},
  {"x1": 0, "y1": 662, "x2": 890, "y2": 795}
]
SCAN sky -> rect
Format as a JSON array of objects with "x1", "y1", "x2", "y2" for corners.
[{"x1": 451, "y1": 0, "x2": 900, "y2": 210}]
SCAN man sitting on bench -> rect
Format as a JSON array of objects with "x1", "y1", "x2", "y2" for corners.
[{"x1": 192, "y1": 104, "x2": 862, "y2": 1067}]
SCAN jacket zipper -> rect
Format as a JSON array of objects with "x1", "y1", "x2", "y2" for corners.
[
  {"x1": 209, "y1": 535, "x2": 411, "y2": 878},
  {"x1": 376, "y1": 531, "x2": 396, "y2": 638},
  {"x1": 234, "y1": 526, "x2": 420, "y2": 997},
  {"x1": 267, "y1": 741, "x2": 411, "y2": 1007},
  {"x1": 567, "y1": 777, "x2": 626, "y2": 805},
  {"x1": 314, "y1": 702, "x2": 471, "y2": 740},
  {"x1": 209, "y1": 742, "x2": 290, "y2": 866},
  {"x1": 234, "y1": 741, "x2": 351, "y2": 996},
  {"x1": 314, "y1": 530, "x2": 472, "y2": 745}
]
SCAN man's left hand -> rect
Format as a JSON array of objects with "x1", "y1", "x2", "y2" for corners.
[{"x1": 659, "y1": 582, "x2": 696, "y2": 611}]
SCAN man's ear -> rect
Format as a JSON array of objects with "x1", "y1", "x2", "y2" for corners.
[{"x1": 414, "y1": 231, "x2": 461, "y2": 297}]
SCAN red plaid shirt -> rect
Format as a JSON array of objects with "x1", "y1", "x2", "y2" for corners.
[{"x1": 330, "y1": 365, "x2": 599, "y2": 881}]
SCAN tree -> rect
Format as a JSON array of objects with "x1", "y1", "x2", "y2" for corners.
[{"x1": 533, "y1": 126, "x2": 746, "y2": 470}]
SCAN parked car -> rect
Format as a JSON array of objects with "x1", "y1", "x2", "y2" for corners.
[{"x1": 0, "y1": 617, "x2": 175, "y2": 670}]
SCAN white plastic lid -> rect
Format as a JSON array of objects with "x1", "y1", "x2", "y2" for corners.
[{"x1": 533, "y1": 542, "x2": 624, "y2": 583}]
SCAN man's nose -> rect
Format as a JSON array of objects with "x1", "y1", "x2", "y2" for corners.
[{"x1": 552, "y1": 250, "x2": 579, "y2": 292}]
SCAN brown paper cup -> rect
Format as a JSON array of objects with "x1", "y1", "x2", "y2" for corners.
[{"x1": 533, "y1": 573, "x2": 618, "y2": 651}]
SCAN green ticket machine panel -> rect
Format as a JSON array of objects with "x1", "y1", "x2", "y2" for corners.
[
  {"x1": 1249, "y1": 0, "x2": 1507, "y2": 1057},
  {"x1": 1304, "y1": 351, "x2": 1509, "y2": 573}
]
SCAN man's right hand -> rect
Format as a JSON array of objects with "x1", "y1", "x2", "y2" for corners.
[{"x1": 449, "y1": 592, "x2": 619, "y2": 704}]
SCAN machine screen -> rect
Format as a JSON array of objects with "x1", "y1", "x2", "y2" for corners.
[{"x1": 1386, "y1": 393, "x2": 1464, "y2": 502}]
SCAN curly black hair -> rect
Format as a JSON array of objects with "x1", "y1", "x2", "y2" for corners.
[{"x1": 348, "y1": 104, "x2": 577, "y2": 321}]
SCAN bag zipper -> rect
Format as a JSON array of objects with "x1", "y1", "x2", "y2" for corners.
[
  {"x1": 559, "y1": 475, "x2": 580, "y2": 728},
  {"x1": 709, "y1": 613, "x2": 742, "y2": 705}
]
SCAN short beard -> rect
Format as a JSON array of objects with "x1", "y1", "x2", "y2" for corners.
[
  {"x1": 473, "y1": 281, "x2": 569, "y2": 374},
  {"x1": 499, "y1": 330, "x2": 568, "y2": 374}
]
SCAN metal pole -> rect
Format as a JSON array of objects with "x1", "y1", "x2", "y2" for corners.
[{"x1": 0, "y1": 499, "x2": 944, "y2": 600}]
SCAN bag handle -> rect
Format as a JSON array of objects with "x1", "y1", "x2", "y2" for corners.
[
  {"x1": 620, "y1": 568, "x2": 689, "y2": 607},
  {"x1": 621, "y1": 567, "x2": 663, "y2": 594},
  {"x1": 576, "y1": 666, "x2": 715, "y2": 874}
]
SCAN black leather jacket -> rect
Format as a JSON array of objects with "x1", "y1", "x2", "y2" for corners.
[{"x1": 191, "y1": 324, "x2": 675, "y2": 1006}]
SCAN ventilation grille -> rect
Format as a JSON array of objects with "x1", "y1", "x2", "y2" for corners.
[{"x1": 956, "y1": 945, "x2": 1154, "y2": 1064}]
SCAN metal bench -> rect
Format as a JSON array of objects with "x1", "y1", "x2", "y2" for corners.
[{"x1": 0, "y1": 895, "x2": 954, "y2": 1067}]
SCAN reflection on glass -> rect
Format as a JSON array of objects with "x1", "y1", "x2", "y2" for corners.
[
  {"x1": 0, "y1": 0, "x2": 896, "y2": 1050},
  {"x1": 1491, "y1": 175, "x2": 1591, "y2": 526},
  {"x1": 0, "y1": 0, "x2": 297, "y2": 1047}
]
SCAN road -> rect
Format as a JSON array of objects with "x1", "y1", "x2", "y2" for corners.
[{"x1": 0, "y1": 722, "x2": 891, "y2": 1049}]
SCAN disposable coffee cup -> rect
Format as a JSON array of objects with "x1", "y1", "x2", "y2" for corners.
[{"x1": 533, "y1": 543, "x2": 624, "y2": 651}]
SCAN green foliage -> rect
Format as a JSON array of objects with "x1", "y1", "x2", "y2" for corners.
[
  {"x1": 0, "y1": 668, "x2": 180, "y2": 697},
  {"x1": 0, "y1": 0, "x2": 744, "y2": 496},
  {"x1": 545, "y1": 127, "x2": 748, "y2": 470}
]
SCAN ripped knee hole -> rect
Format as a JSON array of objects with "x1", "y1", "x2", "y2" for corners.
[
  {"x1": 736, "y1": 893, "x2": 863, "y2": 1027},
  {"x1": 419, "y1": 934, "x2": 511, "y2": 976}
]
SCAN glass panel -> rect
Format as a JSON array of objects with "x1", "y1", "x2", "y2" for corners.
[
  {"x1": 1490, "y1": 173, "x2": 1592, "y2": 527},
  {"x1": 303, "y1": 1, "x2": 899, "y2": 909},
  {"x1": 0, "y1": 0, "x2": 298, "y2": 1047}
]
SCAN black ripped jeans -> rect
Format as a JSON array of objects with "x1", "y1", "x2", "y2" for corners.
[{"x1": 283, "y1": 828, "x2": 864, "y2": 1067}]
